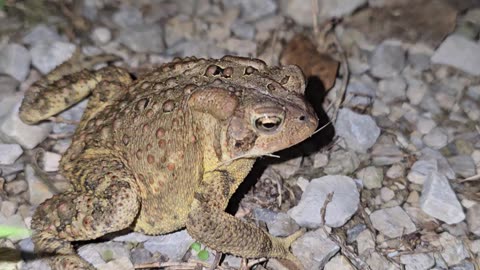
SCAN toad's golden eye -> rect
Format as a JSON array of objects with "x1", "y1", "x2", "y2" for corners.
[{"x1": 254, "y1": 115, "x2": 283, "y2": 134}]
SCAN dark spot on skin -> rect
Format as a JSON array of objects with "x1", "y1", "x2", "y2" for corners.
[{"x1": 244, "y1": 66, "x2": 256, "y2": 75}]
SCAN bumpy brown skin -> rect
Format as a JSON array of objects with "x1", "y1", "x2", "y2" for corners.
[{"x1": 19, "y1": 54, "x2": 318, "y2": 270}]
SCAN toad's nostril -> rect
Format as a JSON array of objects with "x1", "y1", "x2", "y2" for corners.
[{"x1": 299, "y1": 115, "x2": 306, "y2": 121}]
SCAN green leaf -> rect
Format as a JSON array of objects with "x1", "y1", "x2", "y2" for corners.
[
  {"x1": 100, "y1": 249, "x2": 114, "y2": 262},
  {"x1": 191, "y1": 242, "x2": 201, "y2": 252},
  {"x1": 0, "y1": 0, "x2": 4, "y2": 10},
  {"x1": 197, "y1": 249, "x2": 209, "y2": 261},
  {"x1": 0, "y1": 225, "x2": 31, "y2": 239}
]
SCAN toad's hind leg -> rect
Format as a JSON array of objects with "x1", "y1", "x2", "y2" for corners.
[
  {"x1": 32, "y1": 167, "x2": 140, "y2": 270},
  {"x1": 19, "y1": 52, "x2": 131, "y2": 125}
]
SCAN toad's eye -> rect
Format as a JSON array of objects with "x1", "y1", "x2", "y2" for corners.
[{"x1": 254, "y1": 115, "x2": 283, "y2": 133}]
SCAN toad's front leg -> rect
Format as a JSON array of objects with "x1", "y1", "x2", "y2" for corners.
[{"x1": 185, "y1": 170, "x2": 304, "y2": 269}]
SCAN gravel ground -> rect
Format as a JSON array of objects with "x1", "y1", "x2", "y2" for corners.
[{"x1": 0, "y1": 1, "x2": 479, "y2": 270}]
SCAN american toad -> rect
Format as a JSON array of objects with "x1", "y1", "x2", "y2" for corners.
[{"x1": 19, "y1": 54, "x2": 318, "y2": 269}]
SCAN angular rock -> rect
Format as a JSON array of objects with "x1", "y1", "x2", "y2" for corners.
[
  {"x1": 292, "y1": 228, "x2": 340, "y2": 270},
  {"x1": 448, "y1": 155, "x2": 476, "y2": 178},
  {"x1": 143, "y1": 230, "x2": 194, "y2": 261},
  {"x1": 407, "y1": 159, "x2": 437, "y2": 185},
  {"x1": 423, "y1": 127, "x2": 448, "y2": 149},
  {"x1": 335, "y1": 108, "x2": 380, "y2": 153},
  {"x1": 356, "y1": 166, "x2": 383, "y2": 189},
  {"x1": 164, "y1": 15, "x2": 195, "y2": 47},
  {"x1": 421, "y1": 148, "x2": 455, "y2": 180},
  {"x1": 420, "y1": 171, "x2": 465, "y2": 224},
  {"x1": 438, "y1": 232, "x2": 469, "y2": 266},
  {"x1": 378, "y1": 77, "x2": 407, "y2": 103},
  {"x1": 130, "y1": 247, "x2": 154, "y2": 265},
  {"x1": 370, "y1": 40, "x2": 406, "y2": 78},
  {"x1": 324, "y1": 255, "x2": 355, "y2": 270},
  {"x1": 365, "y1": 251, "x2": 398, "y2": 270},
  {"x1": 0, "y1": 43, "x2": 31, "y2": 81},
  {"x1": 344, "y1": 76, "x2": 376, "y2": 110},
  {"x1": 386, "y1": 163, "x2": 405, "y2": 179},
  {"x1": 288, "y1": 175, "x2": 359, "y2": 228},
  {"x1": 231, "y1": 21, "x2": 255, "y2": 40},
  {"x1": 380, "y1": 187, "x2": 395, "y2": 202},
  {"x1": 356, "y1": 229, "x2": 375, "y2": 255},
  {"x1": 112, "y1": 6, "x2": 143, "y2": 28},
  {"x1": 0, "y1": 102, "x2": 52, "y2": 149},
  {"x1": 1, "y1": 200, "x2": 17, "y2": 217},
  {"x1": 30, "y1": 41, "x2": 76, "y2": 74},
  {"x1": 0, "y1": 144, "x2": 23, "y2": 165},
  {"x1": 41, "y1": 151, "x2": 61, "y2": 172},
  {"x1": 0, "y1": 214, "x2": 29, "y2": 241},
  {"x1": 112, "y1": 232, "x2": 152, "y2": 243},
  {"x1": 400, "y1": 253, "x2": 435, "y2": 270},
  {"x1": 231, "y1": 0, "x2": 277, "y2": 22},
  {"x1": 431, "y1": 35, "x2": 480, "y2": 76},
  {"x1": 467, "y1": 204, "x2": 480, "y2": 236},
  {"x1": 253, "y1": 208, "x2": 300, "y2": 237},
  {"x1": 4, "y1": 180, "x2": 28, "y2": 195},
  {"x1": 324, "y1": 150, "x2": 360, "y2": 175},
  {"x1": 25, "y1": 165, "x2": 54, "y2": 206},
  {"x1": 370, "y1": 206, "x2": 416, "y2": 238}
]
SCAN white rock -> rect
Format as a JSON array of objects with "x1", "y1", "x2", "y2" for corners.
[
  {"x1": 25, "y1": 165, "x2": 54, "y2": 206},
  {"x1": 30, "y1": 41, "x2": 76, "y2": 74},
  {"x1": 378, "y1": 77, "x2": 407, "y2": 103},
  {"x1": 370, "y1": 40, "x2": 406, "y2": 78},
  {"x1": 406, "y1": 79, "x2": 429, "y2": 105},
  {"x1": 78, "y1": 242, "x2": 132, "y2": 268},
  {"x1": 0, "y1": 43, "x2": 31, "y2": 81},
  {"x1": 113, "y1": 232, "x2": 153, "y2": 243},
  {"x1": 356, "y1": 166, "x2": 383, "y2": 189},
  {"x1": 313, "y1": 152, "x2": 329, "y2": 168},
  {"x1": 0, "y1": 144, "x2": 23, "y2": 165},
  {"x1": 420, "y1": 171, "x2": 465, "y2": 224},
  {"x1": 232, "y1": 0, "x2": 277, "y2": 22},
  {"x1": 91, "y1": 27, "x2": 112, "y2": 44},
  {"x1": 365, "y1": 252, "x2": 398, "y2": 270},
  {"x1": 467, "y1": 204, "x2": 480, "y2": 236},
  {"x1": 370, "y1": 206, "x2": 417, "y2": 238},
  {"x1": 431, "y1": 35, "x2": 480, "y2": 76},
  {"x1": 438, "y1": 232, "x2": 469, "y2": 266},
  {"x1": 423, "y1": 127, "x2": 448, "y2": 149},
  {"x1": 0, "y1": 102, "x2": 52, "y2": 149},
  {"x1": 292, "y1": 228, "x2": 340, "y2": 270},
  {"x1": 288, "y1": 175, "x2": 359, "y2": 228},
  {"x1": 324, "y1": 255, "x2": 355, "y2": 270},
  {"x1": 407, "y1": 159, "x2": 437, "y2": 185},
  {"x1": 448, "y1": 155, "x2": 477, "y2": 178},
  {"x1": 1, "y1": 200, "x2": 17, "y2": 217},
  {"x1": 335, "y1": 108, "x2": 380, "y2": 153},
  {"x1": 386, "y1": 163, "x2": 405, "y2": 179},
  {"x1": 22, "y1": 24, "x2": 62, "y2": 45},
  {"x1": 400, "y1": 253, "x2": 435, "y2": 270},
  {"x1": 41, "y1": 151, "x2": 62, "y2": 172}
]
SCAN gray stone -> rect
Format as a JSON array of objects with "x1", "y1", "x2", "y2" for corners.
[
  {"x1": 22, "y1": 24, "x2": 62, "y2": 45},
  {"x1": 224, "y1": 0, "x2": 277, "y2": 22},
  {"x1": 25, "y1": 165, "x2": 54, "y2": 206},
  {"x1": 408, "y1": 44, "x2": 433, "y2": 71},
  {"x1": 378, "y1": 77, "x2": 407, "y2": 103},
  {"x1": 423, "y1": 127, "x2": 448, "y2": 149},
  {"x1": 462, "y1": 99, "x2": 480, "y2": 121},
  {"x1": 288, "y1": 175, "x2": 359, "y2": 228},
  {"x1": 324, "y1": 150, "x2": 360, "y2": 175},
  {"x1": 30, "y1": 41, "x2": 76, "y2": 74},
  {"x1": 431, "y1": 35, "x2": 480, "y2": 76},
  {"x1": 231, "y1": 21, "x2": 255, "y2": 40},
  {"x1": 220, "y1": 38, "x2": 257, "y2": 57},
  {"x1": 370, "y1": 206, "x2": 417, "y2": 238},
  {"x1": 0, "y1": 102, "x2": 52, "y2": 149},
  {"x1": 371, "y1": 144, "x2": 404, "y2": 166},
  {"x1": 1, "y1": 200, "x2": 17, "y2": 217},
  {"x1": 292, "y1": 228, "x2": 340, "y2": 270},
  {"x1": 78, "y1": 242, "x2": 133, "y2": 270},
  {"x1": 407, "y1": 159, "x2": 438, "y2": 185},
  {"x1": 344, "y1": 76, "x2": 376, "y2": 109},
  {"x1": 143, "y1": 230, "x2": 194, "y2": 261},
  {"x1": 400, "y1": 253, "x2": 435, "y2": 270},
  {"x1": 356, "y1": 229, "x2": 375, "y2": 255},
  {"x1": 356, "y1": 166, "x2": 383, "y2": 189},
  {"x1": 380, "y1": 187, "x2": 395, "y2": 202},
  {"x1": 253, "y1": 208, "x2": 300, "y2": 237},
  {"x1": 438, "y1": 232, "x2": 469, "y2": 266},
  {"x1": 386, "y1": 163, "x2": 405, "y2": 179},
  {"x1": 370, "y1": 40, "x2": 406, "y2": 78},
  {"x1": 346, "y1": 223, "x2": 366, "y2": 243},
  {"x1": 467, "y1": 204, "x2": 480, "y2": 236},
  {"x1": 467, "y1": 85, "x2": 480, "y2": 100},
  {"x1": 119, "y1": 25, "x2": 164, "y2": 53},
  {"x1": 312, "y1": 152, "x2": 329, "y2": 168},
  {"x1": 406, "y1": 79, "x2": 429, "y2": 105},
  {"x1": 420, "y1": 171, "x2": 465, "y2": 224},
  {"x1": 4, "y1": 180, "x2": 28, "y2": 195},
  {"x1": 416, "y1": 117, "x2": 437, "y2": 135},
  {"x1": 365, "y1": 251, "x2": 398, "y2": 270},
  {"x1": 335, "y1": 108, "x2": 380, "y2": 153},
  {"x1": 130, "y1": 247, "x2": 154, "y2": 265},
  {"x1": 112, "y1": 232, "x2": 152, "y2": 243},
  {"x1": 421, "y1": 148, "x2": 456, "y2": 180},
  {"x1": 0, "y1": 144, "x2": 23, "y2": 165},
  {"x1": 270, "y1": 156, "x2": 302, "y2": 179},
  {"x1": 164, "y1": 15, "x2": 195, "y2": 47},
  {"x1": 324, "y1": 255, "x2": 355, "y2": 270},
  {"x1": 20, "y1": 259, "x2": 51, "y2": 270},
  {"x1": 167, "y1": 40, "x2": 226, "y2": 59},
  {"x1": 448, "y1": 155, "x2": 476, "y2": 178},
  {"x1": 0, "y1": 43, "x2": 31, "y2": 81},
  {"x1": 112, "y1": 6, "x2": 143, "y2": 28}
]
